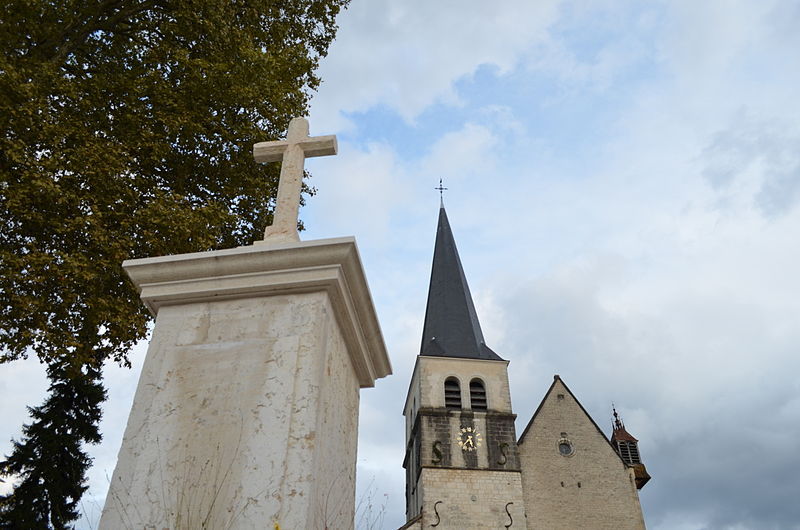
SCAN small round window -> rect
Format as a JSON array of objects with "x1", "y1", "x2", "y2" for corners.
[{"x1": 558, "y1": 439, "x2": 574, "y2": 457}]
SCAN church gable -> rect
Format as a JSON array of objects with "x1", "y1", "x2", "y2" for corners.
[
  {"x1": 517, "y1": 376, "x2": 645, "y2": 530},
  {"x1": 401, "y1": 205, "x2": 649, "y2": 529}
]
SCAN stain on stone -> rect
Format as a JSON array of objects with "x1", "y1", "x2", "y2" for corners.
[
  {"x1": 486, "y1": 412, "x2": 521, "y2": 471},
  {"x1": 423, "y1": 412, "x2": 452, "y2": 468},
  {"x1": 459, "y1": 411, "x2": 478, "y2": 468}
]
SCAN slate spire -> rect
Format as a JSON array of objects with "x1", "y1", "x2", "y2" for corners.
[{"x1": 420, "y1": 206, "x2": 503, "y2": 360}]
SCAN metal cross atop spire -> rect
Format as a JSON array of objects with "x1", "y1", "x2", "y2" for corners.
[{"x1": 434, "y1": 178, "x2": 448, "y2": 206}]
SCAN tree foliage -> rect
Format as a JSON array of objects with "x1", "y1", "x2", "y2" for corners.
[{"x1": 0, "y1": 0, "x2": 349, "y2": 525}]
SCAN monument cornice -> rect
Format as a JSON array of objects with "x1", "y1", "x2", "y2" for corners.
[{"x1": 123, "y1": 236, "x2": 391, "y2": 387}]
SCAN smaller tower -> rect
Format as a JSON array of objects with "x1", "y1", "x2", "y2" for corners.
[{"x1": 610, "y1": 407, "x2": 651, "y2": 489}]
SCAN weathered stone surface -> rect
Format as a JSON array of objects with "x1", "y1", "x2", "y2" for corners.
[
  {"x1": 403, "y1": 356, "x2": 525, "y2": 524},
  {"x1": 121, "y1": 237, "x2": 390, "y2": 387},
  {"x1": 100, "y1": 238, "x2": 390, "y2": 529},
  {"x1": 252, "y1": 117, "x2": 337, "y2": 243},
  {"x1": 400, "y1": 202, "x2": 649, "y2": 529},
  {"x1": 404, "y1": 356, "x2": 514, "y2": 433},
  {"x1": 418, "y1": 469, "x2": 525, "y2": 529},
  {"x1": 517, "y1": 378, "x2": 646, "y2": 530}
]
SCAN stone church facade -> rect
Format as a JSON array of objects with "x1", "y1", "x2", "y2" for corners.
[{"x1": 401, "y1": 206, "x2": 650, "y2": 529}]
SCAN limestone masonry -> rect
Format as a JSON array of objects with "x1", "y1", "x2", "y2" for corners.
[
  {"x1": 100, "y1": 119, "x2": 391, "y2": 529},
  {"x1": 400, "y1": 205, "x2": 649, "y2": 529},
  {"x1": 100, "y1": 115, "x2": 649, "y2": 529}
]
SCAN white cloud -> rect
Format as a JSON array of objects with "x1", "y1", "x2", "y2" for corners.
[
  {"x1": 701, "y1": 111, "x2": 800, "y2": 216},
  {"x1": 419, "y1": 122, "x2": 498, "y2": 180},
  {"x1": 311, "y1": 0, "x2": 563, "y2": 129},
  {"x1": 6, "y1": 1, "x2": 800, "y2": 529},
  {"x1": 303, "y1": 140, "x2": 406, "y2": 246},
  {"x1": 303, "y1": 120, "x2": 502, "y2": 247},
  {"x1": 521, "y1": 2, "x2": 659, "y2": 94},
  {"x1": 662, "y1": 0, "x2": 775, "y2": 80}
]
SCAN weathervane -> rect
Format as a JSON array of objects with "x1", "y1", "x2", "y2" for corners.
[
  {"x1": 435, "y1": 178, "x2": 448, "y2": 206},
  {"x1": 612, "y1": 403, "x2": 624, "y2": 430}
]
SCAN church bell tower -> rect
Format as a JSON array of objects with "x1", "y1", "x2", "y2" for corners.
[
  {"x1": 402, "y1": 205, "x2": 526, "y2": 529},
  {"x1": 611, "y1": 407, "x2": 651, "y2": 490}
]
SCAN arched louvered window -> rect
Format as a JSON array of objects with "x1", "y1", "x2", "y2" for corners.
[
  {"x1": 469, "y1": 379, "x2": 487, "y2": 411},
  {"x1": 444, "y1": 377, "x2": 461, "y2": 410},
  {"x1": 616, "y1": 440, "x2": 641, "y2": 464}
]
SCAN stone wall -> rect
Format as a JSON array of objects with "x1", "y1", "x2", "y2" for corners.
[
  {"x1": 101, "y1": 291, "x2": 360, "y2": 529},
  {"x1": 419, "y1": 468, "x2": 526, "y2": 529},
  {"x1": 402, "y1": 355, "x2": 527, "y2": 527},
  {"x1": 308, "y1": 293, "x2": 361, "y2": 529},
  {"x1": 414, "y1": 356, "x2": 513, "y2": 413},
  {"x1": 517, "y1": 378, "x2": 646, "y2": 530}
]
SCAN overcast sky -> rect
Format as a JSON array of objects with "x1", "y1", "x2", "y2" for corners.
[{"x1": 3, "y1": 1, "x2": 800, "y2": 529}]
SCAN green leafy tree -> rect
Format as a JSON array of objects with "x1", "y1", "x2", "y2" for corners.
[{"x1": 0, "y1": 0, "x2": 349, "y2": 526}]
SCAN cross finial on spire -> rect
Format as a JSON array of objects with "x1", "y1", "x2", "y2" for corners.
[
  {"x1": 434, "y1": 178, "x2": 448, "y2": 206},
  {"x1": 253, "y1": 117, "x2": 337, "y2": 243},
  {"x1": 612, "y1": 403, "x2": 624, "y2": 431}
]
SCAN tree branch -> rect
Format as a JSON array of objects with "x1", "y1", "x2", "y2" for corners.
[{"x1": 30, "y1": 0, "x2": 160, "y2": 63}]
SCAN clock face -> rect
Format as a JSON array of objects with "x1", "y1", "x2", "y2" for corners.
[{"x1": 456, "y1": 426, "x2": 482, "y2": 452}]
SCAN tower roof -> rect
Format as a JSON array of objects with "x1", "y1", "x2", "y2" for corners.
[
  {"x1": 610, "y1": 406, "x2": 639, "y2": 443},
  {"x1": 610, "y1": 405, "x2": 651, "y2": 489},
  {"x1": 419, "y1": 206, "x2": 503, "y2": 360}
]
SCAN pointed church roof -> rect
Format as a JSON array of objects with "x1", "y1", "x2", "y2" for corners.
[
  {"x1": 611, "y1": 406, "x2": 639, "y2": 443},
  {"x1": 419, "y1": 206, "x2": 503, "y2": 360},
  {"x1": 518, "y1": 375, "x2": 615, "y2": 448}
]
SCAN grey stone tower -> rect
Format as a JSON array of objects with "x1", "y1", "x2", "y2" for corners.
[{"x1": 401, "y1": 206, "x2": 526, "y2": 529}]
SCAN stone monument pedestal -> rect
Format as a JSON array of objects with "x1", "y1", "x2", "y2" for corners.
[{"x1": 99, "y1": 237, "x2": 391, "y2": 529}]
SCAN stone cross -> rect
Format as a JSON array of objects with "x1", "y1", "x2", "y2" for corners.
[{"x1": 253, "y1": 117, "x2": 337, "y2": 242}]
